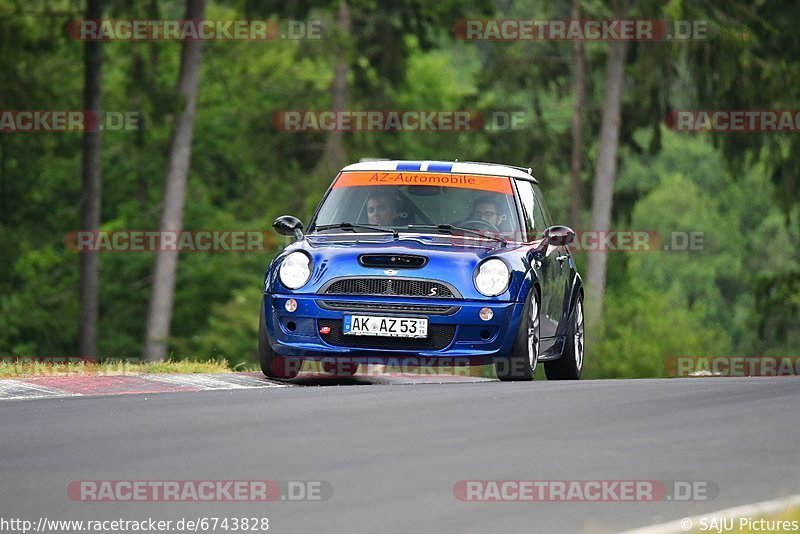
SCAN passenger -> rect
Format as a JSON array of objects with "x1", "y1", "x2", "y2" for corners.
[{"x1": 366, "y1": 189, "x2": 401, "y2": 226}]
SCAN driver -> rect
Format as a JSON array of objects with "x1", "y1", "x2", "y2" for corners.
[
  {"x1": 469, "y1": 195, "x2": 507, "y2": 230},
  {"x1": 366, "y1": 189, "x2": 400, "y2": 226}
]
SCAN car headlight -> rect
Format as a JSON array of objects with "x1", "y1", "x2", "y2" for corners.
[
  {"x1": 474, "y1": 258, "x2": 510, "y2": 297},
  {"x1": 278, "y1": 252, "x2": 312, "y2": 289}
]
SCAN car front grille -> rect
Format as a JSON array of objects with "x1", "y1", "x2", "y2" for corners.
[
  {"x1": 318, "y1": 319, "x2": 455, "y2": 350},
  {"x1": 322, "y1": 278, "x2": 455, "y2": 298},
  {"x1": 317, "y1": 300, "x2": 458, "y2": 315}
]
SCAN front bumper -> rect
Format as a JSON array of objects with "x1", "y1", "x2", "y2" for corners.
[{"x1": 262, "y1": 293, "x2": 526, "y2": 363}]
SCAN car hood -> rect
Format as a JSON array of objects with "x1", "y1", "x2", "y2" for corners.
[{"x1": 267, "y1": 233, "x2": 533, "y2": 301}]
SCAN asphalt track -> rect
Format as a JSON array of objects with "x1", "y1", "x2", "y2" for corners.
[{"x1": 1, "y1": 376, "x2": 799, "y2": 534}]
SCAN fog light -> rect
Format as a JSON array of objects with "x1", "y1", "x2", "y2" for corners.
[
  {"x1": 285, "y1": 298, "x2": 298, "y2": 312},
  {"x1": 479, "y1": 307, "x2": 493, "y2": 321}
]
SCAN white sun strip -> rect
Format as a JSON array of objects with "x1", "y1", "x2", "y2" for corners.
[
  {"x1": 620, "y1": 493, "x2": 800, "y2": 534},
  {"x1": 341, "y1": 160, "x2": 535, "y2": 180},
  {"x1": 0, "y1": 380, "x2": 79, "y2": 400},
  {"x1": 141, "y1": 373, "x2": 290, "y2": 390}
]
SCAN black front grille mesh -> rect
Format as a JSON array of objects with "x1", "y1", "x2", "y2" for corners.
[
  {"x1": 318, "y1": 319, "x2": 455, "y2": 350},
  {"x1": 323, "y1": 278, "x2": 454, "y2": 298},
  {"x1": 318, "y1": 301, "x2": 458, "y2": 315}
]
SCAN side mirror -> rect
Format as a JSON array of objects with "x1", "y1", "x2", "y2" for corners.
[
  {"x1": 273, "y1": 215, "x2": 304, "y2": 240},
  {"x1": 543, "y1": 225, "x2": 575, "y2": 247}
]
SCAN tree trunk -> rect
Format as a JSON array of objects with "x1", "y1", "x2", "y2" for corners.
[
  {"x1": 1, "y1": 139, "x2": 8, "y2": 226},
  {"x1": 570, "y1": 0, "x2": 585, "y2": 231},
  {"x1": 78, "y1": 0, "x2": 103, "y2": 360},
  {"x1": 136, "y1": 0, "x2": 161, "y2": 208},
  {"x1": 586, "y1": 2, "x2": 629, "y2": 324},
  {"x1": 144, "y1": 0, "x2": 206, "y2": 360},
  {"x1": 312, "y1": 0, "x2": 350, "y2": 188}
]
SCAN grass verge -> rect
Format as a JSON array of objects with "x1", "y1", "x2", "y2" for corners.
[{"x1": 0, "y1": 359, "x2": 233, "y2": 378}]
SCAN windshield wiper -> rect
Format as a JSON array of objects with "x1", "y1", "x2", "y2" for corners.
[
  {"x1": 405, "y1": 224, "x2": 506, "y2": 245},
  {"x1": 314, "y1": 222, "x2": 398, "y2": 238}
]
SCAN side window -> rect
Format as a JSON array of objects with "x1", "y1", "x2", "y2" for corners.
[
  {"x1": 516, "y1": 180, "x2": 551, "y2": 240},
  {"x1": 515, "y1": 180, "x2": 536, "y2": 239},
  {"x1": 531, "y1": 185, "x2": 550, "y2": 231}
]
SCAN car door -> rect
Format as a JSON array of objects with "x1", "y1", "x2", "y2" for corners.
[
  {"x1": 532, "y1": 184, "x2": 570, "y2": 340},
  {"x1": 514, "y1": 179, "x2": 561, "y2": 351}
]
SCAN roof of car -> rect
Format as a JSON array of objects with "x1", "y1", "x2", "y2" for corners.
[{"x1": 341, "y1": 160, "x2": 538, "y2": 183}]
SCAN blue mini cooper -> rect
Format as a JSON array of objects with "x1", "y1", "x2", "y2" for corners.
[{"x1": 260, "y1": 160, "x2": 584, "y2": 381}]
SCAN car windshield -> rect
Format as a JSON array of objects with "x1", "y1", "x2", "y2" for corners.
[{"x1": 310, "y1": 171, "x2": 522, "y2": 237}]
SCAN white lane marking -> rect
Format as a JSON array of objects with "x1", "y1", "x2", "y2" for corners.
[
  {"x1": 620, "y1": 493, "x2": 800, "y2": 534},
  {"x1": 0, "y1": 380, "x2": 79, "y2": 400},
  {"x1": 215, "y1": 373, "x2": 293, "y2": 387},
  {"x1": 0, "y1": 373, "x2": 290, "y2": 402},
  {"x1": 141, "y1": 373, "x2": 291, "y2": 390}
]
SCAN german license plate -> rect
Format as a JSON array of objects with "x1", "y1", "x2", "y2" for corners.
[{"x1": 343, "y1": 315, "x2": 428, "y2": 338}]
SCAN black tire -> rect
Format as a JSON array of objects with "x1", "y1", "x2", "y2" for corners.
[
  {"x1": 495, "y1": 289, "x2": 539, "y2": 381},
  {"x1": 259, "y1": 299, "x2": 301, "y2": 379},
  {"x1": 545, "y1": 293, "x2": 584, "y2": 380}
]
